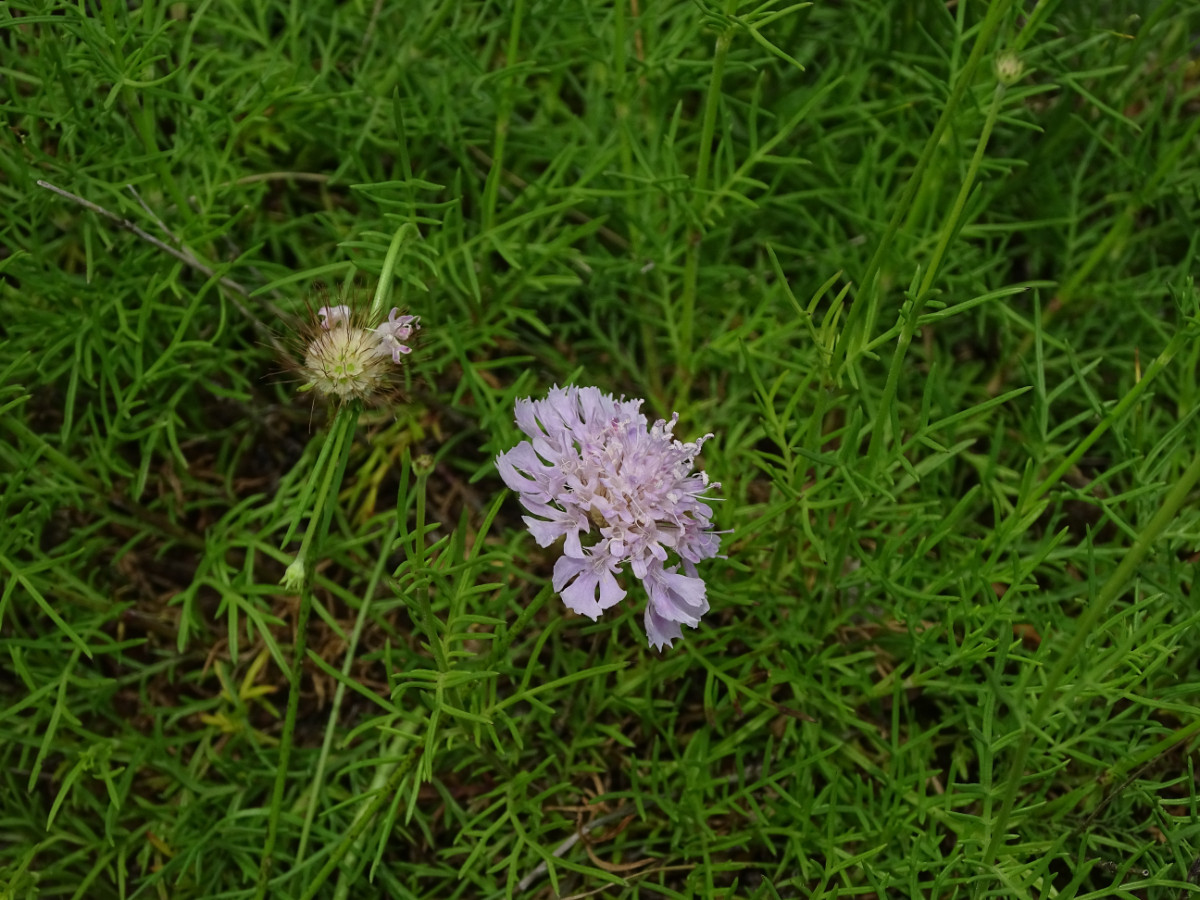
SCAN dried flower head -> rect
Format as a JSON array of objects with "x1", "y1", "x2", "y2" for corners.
[
  {"x1": 292, "y1": 292, "x2": 420, "y2": 404},
  {"x1": 496, "y1": 385, "x2": 721, "y2": 650}
]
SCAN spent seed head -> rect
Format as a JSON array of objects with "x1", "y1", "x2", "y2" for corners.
[{"x1": 290, "y1": 288, "x2": 420, "y2": 405}]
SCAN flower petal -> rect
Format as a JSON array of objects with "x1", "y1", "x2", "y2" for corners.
[
  {"x1": 552, "y1": 552, "x2": 625, "y2": 620},
  {"x1": 496, "y1": 442, "x2": 554, "y2": 496},
  {"x1": 595, "y1": 562, "x2": 626, "y2": 612},
  {"x1": 644, "y1": 602, "x2": 684, "y2": 651},
  {"x1": 553, "y1": 555, "x2": 603, "y2": 620},
  {"x1": 523, "y1": 511, "x2": 586, "y2": 551},
  {"x1": 317, "y1": 305, "x2": 351, "y2": 329},
  {"x1": 644, "y1": 565, "x2": 708, "y2": 627}
]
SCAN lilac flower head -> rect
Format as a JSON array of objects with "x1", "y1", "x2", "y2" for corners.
[{"x1": 496, "y1": 385, "x2": 721, "y2": 650}]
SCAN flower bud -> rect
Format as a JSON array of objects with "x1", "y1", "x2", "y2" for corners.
[
  {"x1": 995, "y1": 51, "x2": 1024, "y2": 86},
  {"x1": 282, "y1": 556, "x2": 306, "y2": 592}
]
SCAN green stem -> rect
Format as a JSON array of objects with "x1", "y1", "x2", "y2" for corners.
[
  {"x1": 282, "y1": 414, "x2": 348, "y2": 548},
  {"x1": 256, "y1": 408, "x2": 358, "y2": 899},
  {"x1": 679, "y1": 6, "x2": 735, "y2": 375},
  {"x1": 408, "y1": 456, "x2": 448, "y2": 672},
  {"x1": 985, "y1": 40, "x2": 1200, "y2": 392},
  {"x1": 330, "y1": 720, "x2": 422, "y2": 900},
  {"x1": 300, "y1": 411, "x2": 356, "y2": 561},
  {"x1": 293, "y1": 469, "x2": 403, "y2": 868},
  {"x1": 326, "y1": 455, "x2": 430, "y2": 899},
  {"x1": 981, "y1": 449, "x2": 1200, "y2": 874},
  {"x1": 1027, "y1": 330, "x2": 1192, "y2": 507},
  {"x1": 613, "y1": 0, "x2": 662, "y2": 397},
  {"x1": 256, "y1": 218, "x2": 416, "y2": 895},
  {"x1": 369, "y1": 223, "x2": 418, "y2": 321},
  {"x1": 480, "y1": 0, "x2": 525, "y2": 233},
  {"x1": 835, "y1": 0, "x2": 1015, "y2": 377},
  {"x1": 299, "y1": 745, "x2": 423, "y2": 900},
  {"x1": 982, "y1": 321, "x2": 1196, "y2": 559},
  {"x1": 866, "y1": 79, "x2": 1008, "y2": 474},
  {"x1": 254, "y1": 585, "x2": 314, "y2": 891}
]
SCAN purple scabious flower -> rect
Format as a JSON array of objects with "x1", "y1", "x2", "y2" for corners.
[{"x1": 496, "y1": 385, "x2": 721, "y2": 650}]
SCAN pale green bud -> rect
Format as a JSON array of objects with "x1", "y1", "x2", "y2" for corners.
[
  {"x1": 282, "y1": 556, "x2": 306, "y2": 592},
  {"x1": 995, "y1": 51, "x2": 1024, "y2": 86}
]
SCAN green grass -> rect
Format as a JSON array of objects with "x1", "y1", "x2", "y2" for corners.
[{"x1": 4, "y1": 0, "x2": 1200, "y2": 897}]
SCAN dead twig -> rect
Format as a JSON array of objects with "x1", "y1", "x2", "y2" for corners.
[
  {"x1": 515, "y1": 805, "x2": 636, "y2": 892},
  {"x1": 36, "y1": 179, "x2": 290, "y2": 355}
]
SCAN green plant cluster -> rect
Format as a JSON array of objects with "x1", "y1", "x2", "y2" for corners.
[{"x1": 3, "y1": 1, "x2": 1200, "y2": 898}]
